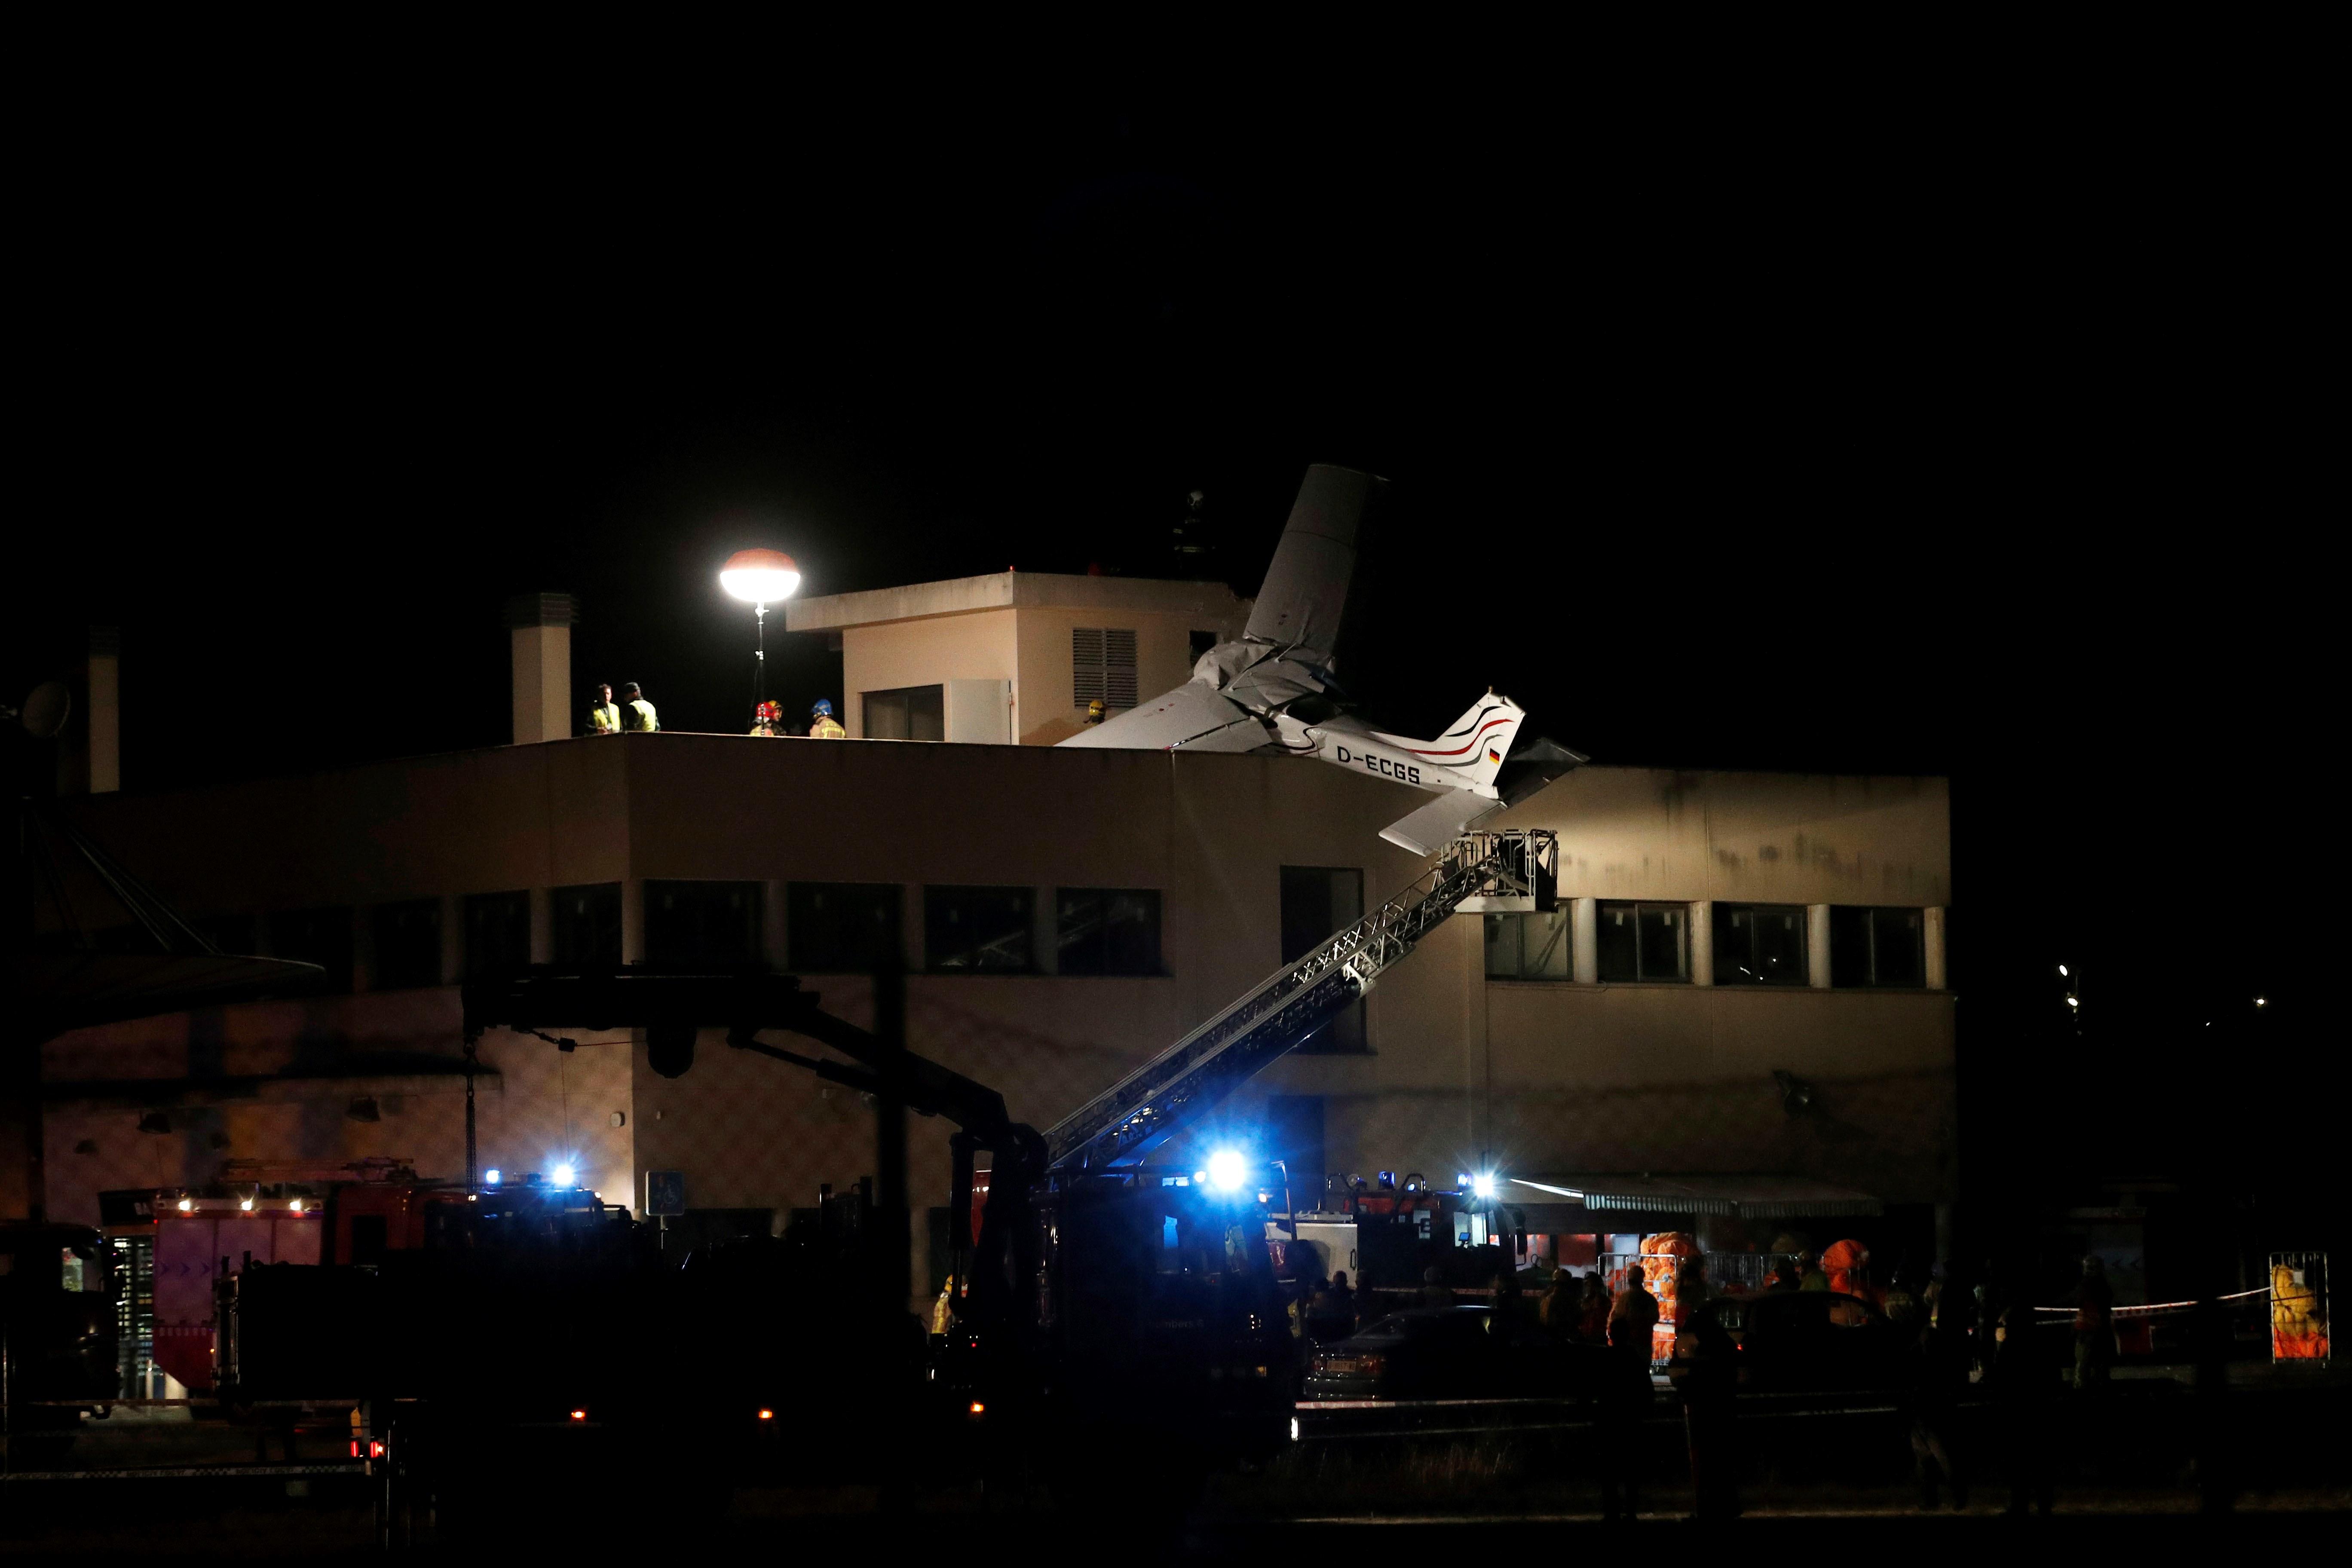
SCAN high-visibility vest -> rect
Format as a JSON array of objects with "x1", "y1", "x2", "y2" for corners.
[
  {"x1": 809, "y1": 716, "x2": 846, "y2": 739},
  {"x1": 625, "y1": 699, "x2": 658, "y2": 732},
  {"x1": 590, "y1": 704, "x2": 621, "y2": 733}
]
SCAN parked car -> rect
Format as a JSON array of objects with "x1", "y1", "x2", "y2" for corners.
[
  {"x1": 1671, "y1": 1290, "x2": 1912, "y2": 1393},
  {"x1": 1302, "y1": 1305, "x2": 1614, "y2": 1402}
]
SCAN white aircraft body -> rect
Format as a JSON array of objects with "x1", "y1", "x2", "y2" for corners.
[{"x1": 1058, "y1": 464, "x2": 1583, "y2": 853}]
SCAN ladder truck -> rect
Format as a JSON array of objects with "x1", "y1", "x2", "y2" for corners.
[{"x1": 348, "y1": 830, "x2": 1554, "y2": 1527}]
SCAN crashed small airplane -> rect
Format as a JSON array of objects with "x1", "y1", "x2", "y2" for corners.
[{"x1": 1058, "y1": 464, "x2": 1586, "y2": 853}]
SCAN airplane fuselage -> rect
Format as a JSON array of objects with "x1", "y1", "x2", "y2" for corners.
[{"x1": 1271, "y1": 713, "x2": 1498, "y2": 798}]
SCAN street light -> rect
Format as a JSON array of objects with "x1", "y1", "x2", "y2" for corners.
[{"x1": 720, "y1": 548, "x2": 802, "y2": 721}]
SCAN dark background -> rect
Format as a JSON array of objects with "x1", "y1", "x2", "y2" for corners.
[{"x1": 6, "y1": 73, "x2": 2326, "y2": 1216}]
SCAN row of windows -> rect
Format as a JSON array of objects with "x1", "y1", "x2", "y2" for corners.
[
  {"x1": 191, "y1": 882, "x2": 1167, "y2": 992},
  {"x1": 1485, "y1": 902, "x2": 1929, "y2": 987}
]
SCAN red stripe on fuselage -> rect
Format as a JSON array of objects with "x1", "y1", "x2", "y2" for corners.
[{"x1": 1403, "y1": 716, "x2": 1513, "y2": 760}]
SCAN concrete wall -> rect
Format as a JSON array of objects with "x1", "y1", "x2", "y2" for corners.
[
  {"x1": 840, "y1": 609, "x2": 1017, "y2": 740},
  {"x1": 1010, "y1": 605, "x2": 1227, "y2": 746},
  {"x1": 42, "y1": 742, "x2": 1956, "y2": 1268}
]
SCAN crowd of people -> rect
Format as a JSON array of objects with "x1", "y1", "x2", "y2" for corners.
[{"x1": 1289, "y1": 1241, "x2": 2145, "y2": 1522}]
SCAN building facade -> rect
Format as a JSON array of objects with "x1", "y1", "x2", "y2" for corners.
[{"x1": 32, "y1": 727, "x2": 1954, "y2": 1294}]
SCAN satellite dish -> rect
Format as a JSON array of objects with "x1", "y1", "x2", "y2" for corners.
[{"x1": 7, "y1": 681, "x2": 72, "y2": 740}]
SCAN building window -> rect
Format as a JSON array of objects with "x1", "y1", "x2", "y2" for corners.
[
  {"x1": 370, "y1": 899, "x2": 442, "y2": 990},
  {"x1": 1281, "y1": 866, "x2": 1366, "y2": 1053},
  {"x1": 1713, "y1": 903, "x2": 1808, "y2": 985},
  {"x1": 270, "y1": 906, "x2": 355, "y2": 992},
  {"x1": 463, "y1": 891, "x2": 530, "y2": 980},
  {"x1": 789, "y1": 883, "x2": 903, "y2": 973},
  {"x1": 551, "y1": 883, "x2": 622, "y2": 969},
  {"x1": 1485, "y1": 908, "x2": 1571, "y2": 980},
  {"x1": 926, "y1": 887, "x2": 1034, "y2": 973},
  {"x1": 1596, "y1": 902, "x2": 1687, "y2": 983},
  {"x1": 645, "y1": 881, "x2": 762, "y2": 968},
  {"x1": 864, "y1": 685, "x2": 944, "y2": 741},
  {"x1": 1056, "y1": 889, "x2": 1163, "y2": 976},
  {"x1": 1829, "y1": 906, "x2": 1925, "y2": 988},
  {"x1": 1072, "y1": 628, "x2": 1139, "y2": 710}
]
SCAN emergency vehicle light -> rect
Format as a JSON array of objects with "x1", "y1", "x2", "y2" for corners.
[
  {"x1": 552, "y1": 1164, "x2": 576, "y2": 1188},
  {"x1": 1471, "y1": 1173, "x2": 1497, "y2": 1200},
  {"x1": 1206, "y1": 1149, "x2": 1247, "y2": 1192},
  {"x1": 239, "y1": 1198, "x2": 254, "y2": 1211},
  {"x1": 176, "y1": 1198, "x2": 193, "y2": 1213},
  {"x1": 484, "y1": 1169, "x2": 501, "y2": 1185}
]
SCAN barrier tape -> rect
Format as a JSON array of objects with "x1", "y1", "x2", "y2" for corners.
[{"x1": 2031, "y1": 1286, "x2": 2271, "y2": 1318}]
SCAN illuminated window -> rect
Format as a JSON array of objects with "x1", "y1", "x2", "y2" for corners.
[
  {"x1": 864, "y1": 685, "x2": 944, "y2": 741},
  {"x1": 369, "y1": 899, "x2": 441, "y2": 990},
  {"x1": 789, "y1": 883, "x2": 902, "y2": 973},
  {"x1": 1485, "y1": 907, "x2": 1571, "y2": 980},
  {"x1": 1055, "y1": 889, "x2": 1162, "y2": 976},
  {"x1": 1596, "y1": 902, "x2": 1686, "y2": 983},
  {"x1": 1829, "y1": 906, "x2": 1924, "y2": 988},
  {"x1": 925, "y1": 887, "x2": 1034, "y2": 974},
  {"x1": 1072, "y1": 628, "x2": 1139, "y2": 710},
  {"x1": 1712, "y1": 904, "x2": 1807, "y2": 986}
]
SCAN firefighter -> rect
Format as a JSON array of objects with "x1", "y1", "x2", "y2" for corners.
[
  {"x1": 1540, "y1": 1268, "x2": 1583, "y2": 1340},
  {"x1": 1608, "y1": 1271, "x2": 1660, "y2": 1365},
  {"x1": 750, "y1": 700, "x2": 783, "y2": 737},
  {"x1": 619, "y1": 682, "x2": 658, "y2": 732},
  {"x1": 1418, "y1": 1265, "x2": 1454, "y2": 1308},
  {"x1": 1084, "y1": 697, "x2": 1107, "y2": 726},
  {"x1": 2074, "y1": 1254, "x2": 2117, "y2": 1391},
  {"x1": 808, "y1": 699, "x2": 846, "y2": 739},
  {"x1": 588, "y1": 683, "x2": 622, "y2": 735}
]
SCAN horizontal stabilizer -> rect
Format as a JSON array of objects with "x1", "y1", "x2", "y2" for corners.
[
  {"x1": 1380, "y1": 789, "x2": 1507, "y2": 856},
  {"x1": 1494, "y1": 735, "x2": 1588, "y2": 806}
]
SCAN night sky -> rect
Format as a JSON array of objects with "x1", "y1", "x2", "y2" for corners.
[{"x1": 9, "y1": 83, "x2": 2324, "y2": 1207}]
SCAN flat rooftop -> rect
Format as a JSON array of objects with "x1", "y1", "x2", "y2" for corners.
[{"x1": 783, "y1": 570, "x2": 1249, "y2": 631}]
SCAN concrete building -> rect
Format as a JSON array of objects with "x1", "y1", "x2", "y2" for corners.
[
  {"x1": 783, "y1": 572, "x2": 1250, "y2": 745},
  {"x1": 31, "y1": 722, "x2": 1953, "y2": 1290}
]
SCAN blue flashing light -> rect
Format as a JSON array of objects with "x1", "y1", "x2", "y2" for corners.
[
  {"x1": 484, "y1": 1169, "x2": 502, "y2": 1186},
  {"x1": 551, "y1": 1163, "x2": 577, "y2": 1188}
]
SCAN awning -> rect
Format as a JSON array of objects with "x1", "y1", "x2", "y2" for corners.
[
  {"x1": 7, "y1": 951, "x2": 326, "y2": 1039},
  {"x1": 1510, "y1": 1174, "x2": 1883, "y2": 1221}
]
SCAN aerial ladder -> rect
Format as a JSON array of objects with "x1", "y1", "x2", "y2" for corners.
[
  {"x1": 1044, "y1": 828, "x2": 1557, "y2": 1174},
  {"x1": 453, "y1": 828, "x2": 1556, "y2": 1449}
]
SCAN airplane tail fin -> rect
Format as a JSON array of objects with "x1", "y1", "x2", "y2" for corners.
[{"x1": 1398, "y1": 694, "x2": 1525, "y2": 787}]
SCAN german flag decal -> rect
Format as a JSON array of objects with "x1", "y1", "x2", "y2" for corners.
[{"x1": 1487, "y1": 747, "x2": 1504, "y2": 766}]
